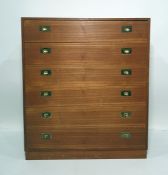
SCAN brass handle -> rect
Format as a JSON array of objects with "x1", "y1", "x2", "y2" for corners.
[
  {"x1": 121, "y1": 90, "x2": 131, "y2": 96},
  {"x1": 41, "y1": 69, "x2": 52, "y2": 76},
  {"x1": 40, "y1": 48, "x2": 51, "y2": 54},
  {"x1": 40, "y1": 91, "x2": 52, "y2": 97},
  {"x1": 39, "y1": 26, "x2": 51, "y2": 32},
  {"x1": 120, "y1": 112, "x2": 131, "y2": 118},
  {"x1": 121, "y1": 69, "x2": 132, "y2": 75},
  {"x1": 120, "y1": 132, "x2": 132, "y2": 139},
  {"x1": 41, "y1": 133, "x2": 52, "y2": 140},
  {"x1": 41, "y1": 112, "x2": 52, "y2": 119},
  {"x1": 121, "y1": 48, "x2": 132, "y2": 54},
  {"x1": 122, "y1": 26, "x2": 132, "y2": 32}
]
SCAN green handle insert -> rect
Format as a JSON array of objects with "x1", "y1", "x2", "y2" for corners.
[
  {"x1": 121, "y1": 90, "x2": 132, "y2": 96},
  {"x1": 120, "y1": 112, "x2": 131, "y2": 119},
  {"x1": 40, "y1": 48, "x2": 51, "y2": 54},
  {"x1": 120, "y1": 132, "x2": 132, "y2": 139},
  {"x1": 121, "y1": 69, "x2": 132, "y2": 75},
  {"x1": 121, "y1": 48, "x2": 132, "y2": 54},
  {"x1": 41, "y1": 112, "x2": 52, "y2": 119},
  {"x1": 41, "y1": 69, "x2": 52, "y2": 76},
  {"x1": 41, "y1": 133, "x2": 52, "y2": 140},
  {"x1": 122, "y1": 26, "x2": 132, "y2": 32},
  {"x1": 39, "y1": 26, "x2": 51, "y2": 32},
  {"x1": 40, "y1": 91, "x2": 52, "y2": 97}
]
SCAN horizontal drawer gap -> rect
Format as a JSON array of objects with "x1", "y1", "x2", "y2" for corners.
[
  {"x1": 25, "y1": 102, "x2": 147, "y2": 108},
  {"x1": 26, "y1": 124, "x2": 146, "y2": 129},
  {"x1": 24, "y1": 41, "x2": 148, "y2": 44}
]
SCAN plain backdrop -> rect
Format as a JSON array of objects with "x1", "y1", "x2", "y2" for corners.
[{"x1": 0, "y1": 0, "x2": 168, "y2": 174}]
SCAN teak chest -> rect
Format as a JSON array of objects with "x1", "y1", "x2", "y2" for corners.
[{"x1": 22, "y1": 18, "x2": 150, "y2": 159}]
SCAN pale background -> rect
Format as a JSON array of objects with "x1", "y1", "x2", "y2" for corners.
[{"x1": 0, "y1": 0, "x2": 168, "y2": 175}]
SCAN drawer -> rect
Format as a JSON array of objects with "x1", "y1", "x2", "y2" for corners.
[
  {"x1": 25, "y1": 103, "x2": 147, "y2": 126},
  {"x1": 25, "y1": 86, "x2": 147, "y2": 107},
  {"x1": 26, "y1": 126, "x2": 147, "y2": 150},
  {"x1": 24, "y1": 43, "x2": 149, "y2": 66},
  {"x1": 22, "y1": 20, "x2": 149, "y2": 42},
  {"x1": 24, "y1": 65, "x2": 147, "y2": 87}
]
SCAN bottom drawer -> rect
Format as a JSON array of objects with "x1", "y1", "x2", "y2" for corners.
[{"x1": 26, "y1": 127, "x2": 147, "y2": 150}]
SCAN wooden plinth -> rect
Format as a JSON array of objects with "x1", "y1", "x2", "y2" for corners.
[{"x1": 26, "y1": 150, "x2": 147, "y2": 160}]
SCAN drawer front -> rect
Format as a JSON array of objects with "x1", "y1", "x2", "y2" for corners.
[
  {"x1": 23, "y1": 20, "x2": 149, "y2": 42},
  {"x1": 25, "y1": 104, "x2": 147, "y2": 126},
  {"x1": 24, "y1": 43, "x2": 148, "y2": 66},
  {"x1": 25, "y1": 65, "x2": 147, "y2": 87},
  {"x1": 25, "y1": 86, "x2": 147, "y2": 107},
  {"x1": 26, "y1": 126, "x2": 147, "y2": 150}
]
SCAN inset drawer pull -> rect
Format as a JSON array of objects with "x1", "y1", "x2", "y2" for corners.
[
  {"x1": 121, "y1": 48, "x2": 132, "y2": 54},
  {"x1": 122, "y1": 26, "x2": 132, "y2": 32},
  {"x1": 121, "y1": 69, "x2": 132, "y2": 75},
  {"x1": 120, "y1": 132, "x2": 132, "y2": 139},
  {"x1": 120, "y1": 112, "x2": 131, "y2": 118},
  {"x1": 41, "y1": 112, "x2": 52, "y2": 119},
  {"x1": 40, "y1": 91, "x2": 52, "y2": 97},
  {"x1": 121, "y1": 90, "x2": 131, "y2": 96},
  {"x1": 41, "y1": 133, "x2": 52, "y2": 140},
  {"x1": 41, "y1": 69, "x2": 52, "y2": 76},
  {"x1": 39, "y1": 26, "x2": 51, "y2": 32},
  {"x1": 40, "y1": 48, "x2": 51, "y2": 54}
]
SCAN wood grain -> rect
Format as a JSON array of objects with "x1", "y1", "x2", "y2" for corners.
[
  {"x1": 25, "y1": 85, "x2": 147, "y2": 107},
  {"x1": 26, "y1": 126, "x2": 147, "y2": 150},
  {"x1": 24, "y1": 43, "x2": 148, "y2": 66},
  {"x1": 22, "y1": 18, "x2": 150, "y2": 159},
  {"x1": 26, "y1": 150, "x2": 147, "y2": 159},
  {"x1": 23, "y1": 20, "x2": 149, "y2": 42},
  {"x1": 25, "y1": 103, "x2": 147, "y2": 126},
  {"x1": 24, "y1": 65, "x2": 148, "y2": 87}
]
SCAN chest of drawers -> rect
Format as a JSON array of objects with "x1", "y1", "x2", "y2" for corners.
[{"x1": 22, "y1": 18, "x2": 150, "y2": 159}]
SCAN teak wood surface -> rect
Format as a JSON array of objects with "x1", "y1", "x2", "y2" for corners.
[{"x1": 22, "y1": 18, "x2": 150, "y2": 159}]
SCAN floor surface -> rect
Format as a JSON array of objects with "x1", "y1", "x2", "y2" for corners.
[{"x1": 0, "y1": 129, "x2": 168, "y2": 175}]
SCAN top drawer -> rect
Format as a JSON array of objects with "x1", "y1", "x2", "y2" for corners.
[{"x1": 22, "y1": 19, "x2": 150, "y2": 42}]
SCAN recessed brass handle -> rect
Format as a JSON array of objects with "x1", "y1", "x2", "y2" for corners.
[
  {"x1": 41, "y1": 69, "x2": 52, "y2": 76},
  {"x1": 41, "y1": 112, "x2": 52, "y2": 119},
  {"x1": 121, "y1": 48, "x2": 132, "y2": 54},
  {"x1": 120, "y1": 132, "x2": 132, "y2": 139},
  {"x1": 39, "y1": 26, "x2": 51, "y2": 32},
  {"x1": 121, "y1": 90, "x2": 131, "y2": 96},
  {"x1": 40, "y1": 48, "x2": 51, "y2": 54},
  {"x1": 41, "y1": 133, "x2": 52, "y2": 140},
  {"x1": 121, "y1": 69, "x2": 132, "y2": 75},
  {"x1": 40, "y1": 91, "x2": 52, "y2": 97},
  {"x1": 120, "y1": 112, "x2": 131, "y2": 118},
  {"x1": 122, "y1": 26, "x2": 132, "y2": 32}
]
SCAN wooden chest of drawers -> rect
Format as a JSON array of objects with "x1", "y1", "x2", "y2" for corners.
[{"x1": 22, "y1": 18, "x2": 150, "y2": 159}]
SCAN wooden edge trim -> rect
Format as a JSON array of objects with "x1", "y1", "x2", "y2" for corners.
[{"x1": 26, "y1": 150, "x2": 147, "y2": 160}]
